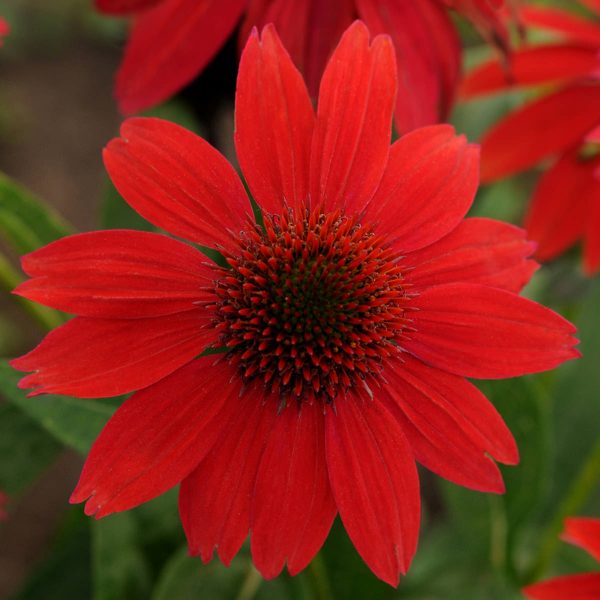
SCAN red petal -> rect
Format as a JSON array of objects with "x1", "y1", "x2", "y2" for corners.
[
  {"x1": 583, "y1": 167, "x2": 600, "y2": 275},
  {"x1": 364, "y1": 125, "x2": 479, "y2": 252},
  {"x1": 524, "y1": 573, "x2": 600, "y2": 600},
  {"x1": 403, "y1": 283, "x2": 580, "y2": 379},
  {"x1": 179, "y1": 385, "x2": 277, "y2": 565},
  {"x1": 563, "y1": 517, "x2": 600, "y2": 561},
  {"x1": 104, "y1": 118, "x2": 251, "y2": 250},
  {"x1": 581, "y1": 0, "x2": 600, "y2": 15},
  {"x1": 235, "y1": 25, "x2": 315, "y2": 214},
  {"x1": 10, "y1": 310, "x2": 216, "y2": 397},
  {"x1": 405, "y1": 217, "x2": 538, "y2": 293},
  {"x1": 115, "y1": 0, "x2": 247, "y2": 113},
  {"x1": 95, "y1": 0, "x2": 161, "y2": 14},
  {"x1": 251, "y1": 401, "x2": 336, "y2": 578},
  {"x1": 357, "y1": 0, "x2": 460, "y2": 133},
  {"x1": 461, "y1": 45, "x2": 600, "y2": 98},
  {"x1": 70, "y1": 359, "x2": 239, "y2": 517},
  {"x1": 520, "y1": 6, "x2": 600, "y2": 47},
  {"x1": 480, "y1": 83, "x2": 600, "y2": 182},
  {"x1": 524, "y1": 149, "x2": 599, "y2": 264},
  {"x1": 325, "y1": 392, "x2": 420, "y2": 587},
  {"x1": 382, "y1": 355, "x2": 518, "y2": 493},
  {"x1": 309, "y1": 21, "x2": 397, "y2": 214},
  {"x1": 14, "y1": 230, "x2": 215, "y2": 318},
  {"x1": 240, "y1": 0, "x2": 355, "y2": 97},
  {"x1": 586, "y1": 124, "x2": 600, "y2": 143}
]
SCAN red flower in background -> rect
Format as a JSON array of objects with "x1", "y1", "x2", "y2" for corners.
[
  {"x1": 0, "y1": 17, "x2": 9, "y2": 46},
  {"x1": 0, "y1": 490, "x2": 8, "y2": 520},
  {"x1": 12, "y1": 22, "x2": 578, "y2": 585},
  {"x1": 523, "y1": 517, "x2": 600, "y2": 599},
  {"x1": 461, "y1": 1, "x2": 600, "y2": 274},
  {"x1": 96, "y1": 0, "x2": 515, "y2": 132}
]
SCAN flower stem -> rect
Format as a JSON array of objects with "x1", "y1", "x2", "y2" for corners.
[
  {"x1": 489, "y1": 494, "x2": 507, "y2": 572},
  {"x1": 0, "y1": 253, "x2": 63, "y2": 331},
  {"x1": 525, "y1": 437, "x2": 600, "y2": 583},
  {"x1": 235, "y1": 564, "x2": 262, "y2": 600},
  {"x1": 308, "y1": 554, "x2": 335, "y2": 600}
]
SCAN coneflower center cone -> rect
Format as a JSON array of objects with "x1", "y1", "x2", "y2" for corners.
[{"x1": 212, "y1": 207, "x2": 410, "y2": 403}]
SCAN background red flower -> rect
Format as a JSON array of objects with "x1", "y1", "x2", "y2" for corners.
[
  {"x1": 461, "y1": 1, "x2": 600, "y2": 274},
  {"x1": 0, "y1": 17, "x2": 9, "y2": 46},
  {"x1": 524, "y1": 517, "x2": 600, "y2": 599},
  {"x1": 96, "y1": 0, "x2": 515, "y2": 133}
]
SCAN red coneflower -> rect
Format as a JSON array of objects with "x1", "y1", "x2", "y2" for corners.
[
  {"x1": 523, "y1": 517, "x2": 600, "y2": 599},
  {"x1": 96, "y1": 0, "x2": 515, "y2": 133},
  {"x1": 461, "y1": 1, "x2": 600, "y2": 274},
  {"x1": 12, "y1": 22, "x2": 578, "y2": 586},
  {"x1": 0, "y1": 17, "x2": 9, "y2": 46}
]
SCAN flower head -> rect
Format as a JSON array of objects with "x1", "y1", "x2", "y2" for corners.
[
  {"x1": 523, "y1": 517, "x2": 600, "y2": 599},
  {"x1": 214, "y1": 207, "x2": 409, "y2": 401},
  {"x1": 97, "y1": 0, "x2": 514, "y2": 133},
  {"x1": 461, "y1": 1, "x2": 600, "y2": 274},
  {"x1": 12, "y1": 22, "x2": 578, "y2": 586}
]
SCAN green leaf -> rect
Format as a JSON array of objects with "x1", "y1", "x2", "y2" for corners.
[
  {"x1": 93, "y1": 512, "x2": 152, "y2": 600},
  {"x1": 101, "y1": 179, "x2": 155, "y2": 232},
  {"x1": 321, "y1": 518, "x2": 393, "y2": 600},
  {"x1": 151, "y1": 548, "x2": 250, "y2": 600},
  {"x1": 479, "y1": 378, "x2": 549, "y2": 534},
  {"x1": 133, "y1": 489, "x2": 184, "y2": 556},
  {"x1": 493, "y1": 378, "x2": 549, "y2": 581},
  {"x1": 436, "y1": 378, "x2": 549, "y2": 584},
  {"x1": 0, "y1": 171, "x2": 72, "y2": 255},
  {"x1": 92, "y1": 491, "x2": 183, "y2": 600},
  {"x1": 152, "y1": 547, "x2": 313, "y2": 600},
  {"x1": 545, "y1": 279, "x2": 600, "y2": 515},
  {"x1": 450, "y1": 56, "x2": 529, "y2": 143},
  {"x1": 439, "y1": 480, "x2": 492, "y2": 552},
  {"x1": 0, "y1": 173, "x2": 71, "y2": 329},
  {"x1": 0, "y1": 299, "x2": 43, "y2": 356},
  {"x1": 394, "y1": 521, "x2": 523, "y2": 599},
  {"x1": 468, "y1": 175, "x2": 533, "y2": 225},
  {"x1": 0, "y1": 402, "x2": 60, "y2": 495},
  {"x1": 0, "y1": 251, "x2": 65, "y2": 330},
  {"x1": 0, "y1": 360, "x2": 113, "y2": 454},
  {"x1": 522, "y1": 280, "x2": 600, "y2": 581}
]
